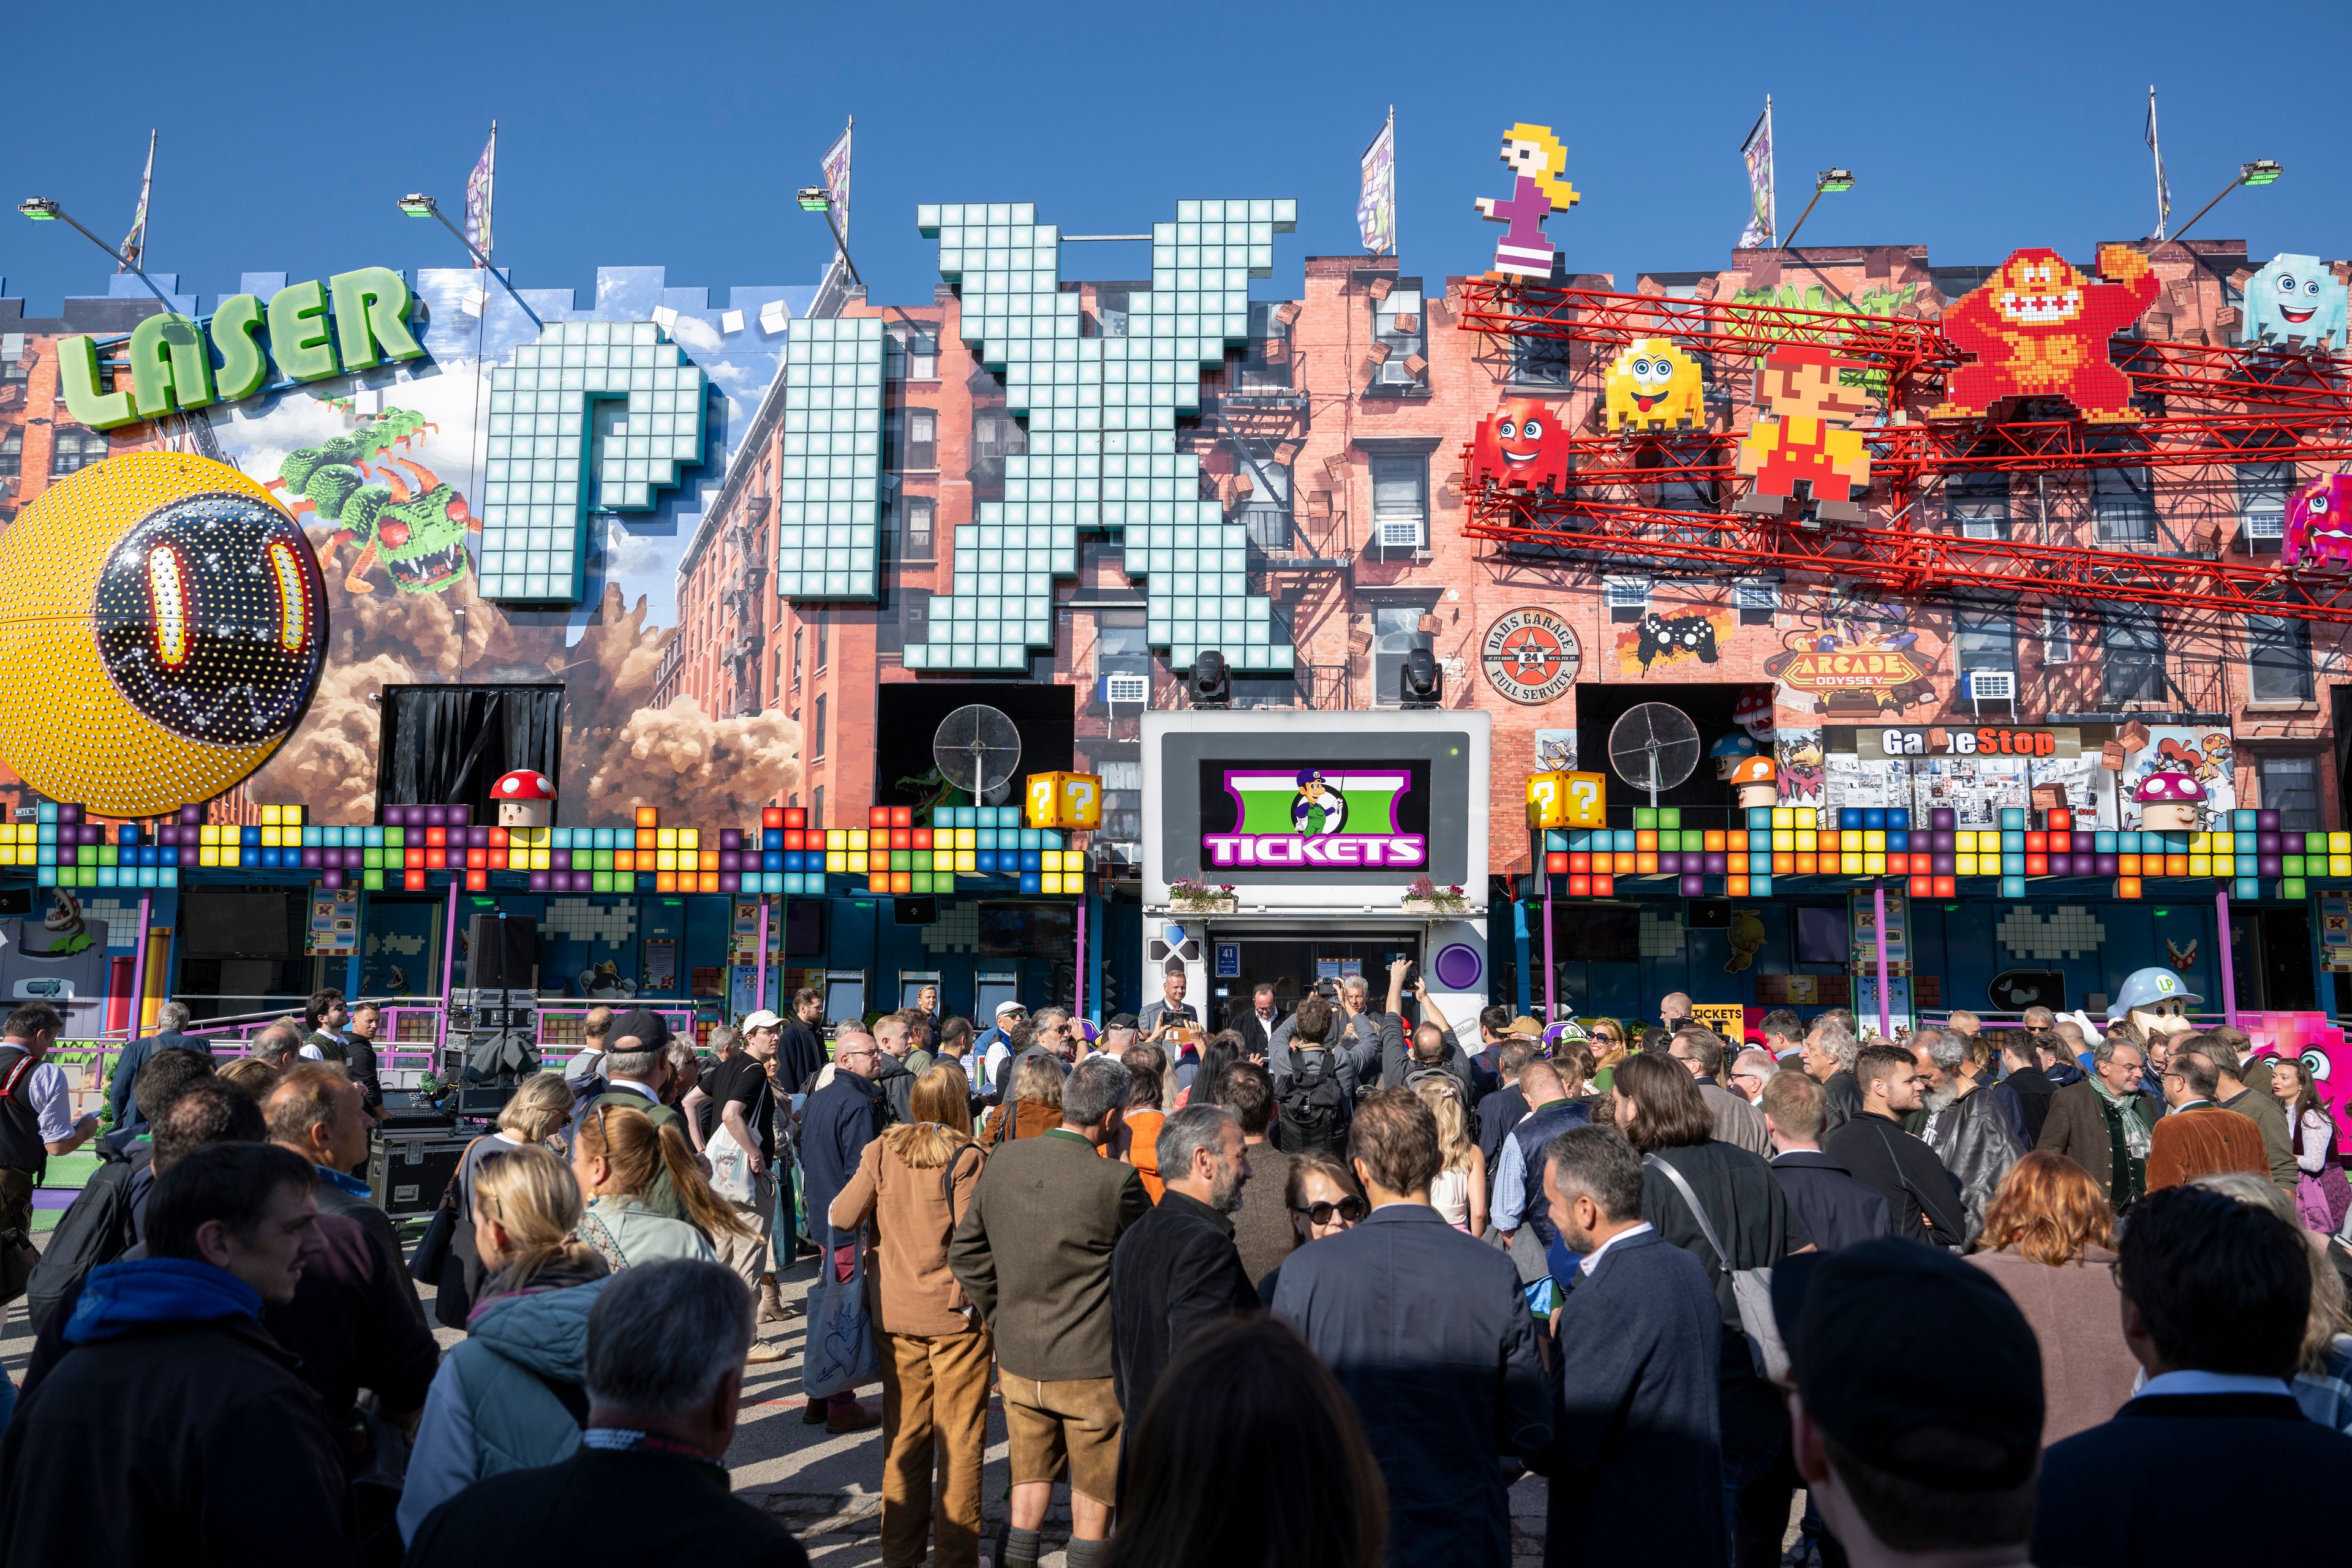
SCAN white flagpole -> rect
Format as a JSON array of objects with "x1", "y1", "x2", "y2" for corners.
[
  {"x1": 2147, "y1": 87, "x2": 2166, "y2": 242},
  {"x1": 120, "y1": 130, "x2": 155, "y2": 274},
  {"x1": 1387, "y1": 105, "x2": 1396, "y2": 257},
  {"x1": 484, "y1": 119, "x2": 498, "y2": 266},
  {"x1": 1765, "y1": 96, "x2": 1777, "y2": 245}
]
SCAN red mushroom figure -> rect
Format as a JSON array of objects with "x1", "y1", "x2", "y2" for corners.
[{"x1": 492, "y1": 768, "x2": 556, "y2": 830}]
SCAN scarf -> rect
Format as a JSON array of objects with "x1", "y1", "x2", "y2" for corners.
[{"x1": 2089, "y1": 1074, "x2": 2153, "y2": 1160}]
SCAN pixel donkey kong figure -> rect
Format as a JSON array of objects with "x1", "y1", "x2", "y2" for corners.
[
  {"x1": 1735, "y1": 344, "x2": 1873, "y2": 526},
  {"x1": 1931, "y1": 244, "x2": 2158, "y2": 423}
]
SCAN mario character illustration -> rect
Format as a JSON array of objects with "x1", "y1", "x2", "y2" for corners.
[
  {"x1": 2241, "y1": 253, "x2": 2349, "y2": 353},
  {"x1": 2133, "y1": 768, "x2": 2206, "y2": 832},
  {"x1": 1291, "y1": 769, "x2": 1346, "y2": 836},
  {"x1": 1470, "y1": 398, "x2": 1573, "y2": 494},
  {"x1": 1729, "y1": 754, "x2": 1779, "y2": 812},
  {"x1": 1474, "y1": 124, "x2": 1578, "y2": 280},
  {"x1": 1734, "y1": 344, "x2": 1874, "y2": 526},
  {"x1": 2285, "y1": 473, "x2": 2352, "y2": 571},
  {"x1": 1930, "y1": 245, "x2": 2158, "y2": 423},
  {"x1": 492, "y1": 769, "x2": 556, "y2": 830},
  {"x1": 1602, "y1": 339, "x2": 1706, "y2": 433}
]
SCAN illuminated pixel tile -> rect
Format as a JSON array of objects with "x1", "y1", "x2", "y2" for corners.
[
  {"x1": 897, "y1": 198, "x2": 1297, "y2": 673},
  {"x1": 774, "y1": 317, "x2": 885, "y2": 599},
  {"x1": 478, "y1": 321, "x2": 708, "y2": 604}
]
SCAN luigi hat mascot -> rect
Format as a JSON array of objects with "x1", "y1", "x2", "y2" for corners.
[{"x1": 1292, "y1": 768, "x2": 1347, "y2": 836}]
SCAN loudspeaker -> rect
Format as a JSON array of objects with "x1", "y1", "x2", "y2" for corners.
[{"x1": 467, "y1": 913, "x2": 540, "y2": 990}]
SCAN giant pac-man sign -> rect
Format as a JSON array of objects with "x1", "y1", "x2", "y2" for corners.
[{"x1": 0, "y1": 454, "x2": 329, "y2": 816}]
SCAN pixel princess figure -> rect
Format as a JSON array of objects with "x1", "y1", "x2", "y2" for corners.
[{"x1": 1474, "y1": 124, "x2": 1577, "y2": 280}]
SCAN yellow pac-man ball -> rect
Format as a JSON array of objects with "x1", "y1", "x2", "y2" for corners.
[{"x1": 0, "y1": 452, "x2": 329, "y2": 817}]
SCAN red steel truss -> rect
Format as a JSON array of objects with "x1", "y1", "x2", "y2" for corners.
[{"x1": 1452, "y1": 277, "x2": 2352, "y2": 624}]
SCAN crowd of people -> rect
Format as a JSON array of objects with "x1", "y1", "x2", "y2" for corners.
[{"x1": 6, "y1": 968, "x2": 2352, "y2": 1568}]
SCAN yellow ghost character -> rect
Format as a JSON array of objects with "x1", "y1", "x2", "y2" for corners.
[
  {"x1": 1724, "y1": 910, "x2": 1766, "y2": 974},
  {"x1": 1604, "y1": 337, "x2": 1705, "y2": 433}
]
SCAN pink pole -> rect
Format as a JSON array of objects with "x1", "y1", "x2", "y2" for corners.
[
  {"x1": 440, "y1": 880, "x2": 460, "y2": 1004},
  {"x1": 754, "y1": 897, "x2": 771, "y2": 1016},
  {"x1": 126, "y1": 894, "x2": 152, "y2": 1038},
  {"x1": 1874, "y1": 881, "x2": 1892, "y2": 1039},
  {"x1": 2216, "y1": 886, "x2": 2239, "y2": 1027},
  {"x1": 1074, "y1": 899, "x2": 1088, "y2": 1022},
  {"x1": 1542, "y1": 889, "x2": 1556, "y2": 1022}
]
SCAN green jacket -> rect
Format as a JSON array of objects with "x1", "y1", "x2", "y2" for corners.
[{"x1": 584, "y1": 1090, "x2": 688, "y2": 1221}]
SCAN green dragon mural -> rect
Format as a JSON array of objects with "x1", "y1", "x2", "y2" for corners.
[{"x1": 266, "y1": 407, "x2": 480, "y2": 595}]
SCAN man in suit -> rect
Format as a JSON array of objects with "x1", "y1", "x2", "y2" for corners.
[
  {"x1": 2037, "y1": 1036, "x2": 2153, "y2": 1210},
  {"x1": 1762, "y1": 1069, "x2": 1891, "y2": 1252},
  {"x1": 799, "y1": 1027, "x2": 886, "y2": 1433},
  {"x1": 1822, "y1": 1043, "x2": 1967, "y2": 1248},
  {"x1": 1231, "y1": 984, "x2": 1284, "y2": 1060},
  {"x1": 2145, "y1": 1050, "x2": 2271, "y2": 1191},
  {"x1": 1536, "y1": 1124, "x2": 1724, "y2": 1568},
  {"x1": 104, "y1": 1001, "x2": 209, "y2": 1133},
  {"x1": 2035, "y1": 1185, "x2": 2352, "y2": 1567},
  {"x1": 1273, "y1": 1089, "x2": 1550, "y2": 1568},
  {"x1": 951, "y1": 1055, "x2": 1148, "y2": 1568},
  {"x1": 1668, "y1": 1027, "x2": 1770, "y2": 1158},
  {"x1": 404, "y1": 1259, "x2": 809, "y2": 1567},
  {"x1": 1774, "y1": 1239, "x2": 2044, "y2": 1568},
  {"x1": 1110, "y1": 1104, "x2": 1256, "y2": 1422}
]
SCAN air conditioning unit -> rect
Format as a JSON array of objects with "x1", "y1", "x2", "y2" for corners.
[
  {"x1": 2245, "y1": 510, "x2": 2285, "y2": 541},
  {"x1": 1965, "y1": 669, "x2": 2016, "y2": 717},
  {"x1": 1379, "y1": 519, "x2": 1423, "y2": 549},
  {"x1": 1103, "y1": 673, "x2": 1150, "y2": 705}
]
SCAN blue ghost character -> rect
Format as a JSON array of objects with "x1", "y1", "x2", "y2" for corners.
[{"x1": 2243, "y1": 253, "x2": 2349, "y2": 352}]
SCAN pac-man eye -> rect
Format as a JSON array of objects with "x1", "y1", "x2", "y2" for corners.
[
  {"x1": 1522, "y1": 418, "x2": 1544, "y2": 440},
  {"x1": 93, "y1": 491, "x2": 326, "y2": 746},
  {"x1": 1497, "y1": 420, "x2": 1517, "y2": 439},
  {"x1": 2304, "y1": 1050, "x2": 2331, "y2": 1082},
  {"x1": 2278, "y1": 275, "x2": 2299, "y2": 294}
]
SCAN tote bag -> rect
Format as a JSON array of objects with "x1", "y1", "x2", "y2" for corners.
[{"x1": 803, "y1": 1237, "x2": 880, "y2": 1399}]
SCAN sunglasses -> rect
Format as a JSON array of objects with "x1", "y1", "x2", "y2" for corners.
[{"x1": 1293, "y1": 1197, "x2": 1368, "y2": 1226}]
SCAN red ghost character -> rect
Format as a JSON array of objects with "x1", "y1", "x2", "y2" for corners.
[{"x1": 1471, "y1": 398, "x2": 1573, "y2": 495}]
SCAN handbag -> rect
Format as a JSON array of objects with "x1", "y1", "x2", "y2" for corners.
[
  {"x1": 803, "y1": 1235, "x2": 881, "y2": 1399},
  {"x1": 1644, "y1": 1153, "x2": 1789, "y2": 1382},
  {"x1": 706, "y1": 1123, "x2": 757, "y2": 1204},
  {"x1": 409, "y1": 1136, "x2": 487, "y2": 1283}
]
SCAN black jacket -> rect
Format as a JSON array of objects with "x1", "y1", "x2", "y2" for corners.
[
  {"x1": 0, "y1": 1310, "x2": 355, "y2": 1566},
  {"x1": 1109, "y1": 1188, "x2": 1257, "y2": 1419},
  {"x1": 1232, "y1": 1008, "x2": 1284, "y2": 1060},
  {"x1": 1818, "y1": 1069, "x2": 1864, "y2": 1135},
  {"x1": 775, "y1": 1020, "x2": 826, "y2": 1098},
  {"x1": 104, "y1": 1030, "x2": 211, "y2": 1131},
  {"x1": 801, "y1": 1071, "x2": 887, "y2": 1248},
  {"x1": 24, "y1": 1139, "x2": 149, "y2": 1330},
  {"x1": 1478, "y1": 1084, "x2": 1529, "y2": 1186},
  {"x1": 407, "y1": 1445, "x2": 809, "y2": 1567},
  {"x1": 869, "y1": 1052, "x2": 918, "y2": 1125},
  {"x1": 2002, "y1": 1063, "x2": 2058, "y2": 1146},
  {"x1": 1766, "y1": 1150, "x2": 1892, "y2": 1253},
  {"x1": 1823, "y1": 1113, "x2": 1967, "y2": 1248},
  {"x1": 1922, "y1": 1087, "x2": 2024, "y2": 1250},
  {"x1": 2035, "y1": 1392, "x2": 2352, "y2": 1567},
  {"x1": 310, "y1": 1169, "x2": 419, "y2": 1313}
]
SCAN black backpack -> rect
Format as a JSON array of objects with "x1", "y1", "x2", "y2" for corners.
[
  {"x1": 1277, "y1": 1049, "x2": 1350, "y2": 1156},
  {"x1": 26, "y1": 1143, "x2": 148, "y2": 1331}
]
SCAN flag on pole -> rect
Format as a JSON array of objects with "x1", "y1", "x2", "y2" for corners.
[
  {"x1": 119, "y1": 130, "x2": 156, "y2": 273},
  {"x1": 2144, "y1": 88, "x2": 2171, "y2": 241},
  {"x1": 464, "y1": 123, "x2": 497, "y2": 257},
  {"x1": 1357, "y1": 108, "x2": 1396, "y2": 255},
  {"x1": 1737, "y1": 99, "x2": 1775, "y2": 249},
  {"x1": 821, "y1": 119, "x2": 853, "y2": 245}
]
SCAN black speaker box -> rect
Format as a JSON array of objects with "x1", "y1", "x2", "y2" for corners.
[
  {"x1": 467, "y1": 912, "x2": 540, "y2": 990},
  {"x1": 368, "y1": 1131, "x2": 473, "y2": 1216}
]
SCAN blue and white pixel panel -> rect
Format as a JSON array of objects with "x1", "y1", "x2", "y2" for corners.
[
  {"x1": 478, "y1": 320, "x2": 707, "y2": 605},
  {"x1": 897, "y1": 198, "x2": 1297, "y2": 674},
  {"x1": 775, "y1": 316, "x2": 886, "y2": 600}
]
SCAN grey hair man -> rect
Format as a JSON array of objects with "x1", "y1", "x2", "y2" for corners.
[
  {"x1": 1729, "y1": 1047, "x2": 1779, "y2": 1106},
  {"x1": 575, "y1": 1010, "x2": 689, "y2": 1221},
  {"x1": 950, "y1": 1052, "x2": 1147, "y2": 1567},
  {"x1": 246, "y1": 1022, "x2": 307, "y2": 1072},
  {"x1": 1109, "y1": 1102, "x2": 1256, "y2": 1425},
  {"x1": 1801, "y1": 1020, "x2": 1863, "y2": 1135},
  {"x1": 106, "y1": 999, "x2": 207, "y2": 1134},
  {"x1": 404, "y1": 1259, "x2": 808, "y2": 1564}
]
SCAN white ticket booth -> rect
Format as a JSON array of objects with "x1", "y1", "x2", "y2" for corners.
[{"x1": 1140, "y1": 710, "x2": 1492, "y2": 1036}]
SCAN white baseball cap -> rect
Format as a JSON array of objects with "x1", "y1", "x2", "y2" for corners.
[
  {"x1": 741, "y1": 1009, "x2": 784, "y2": 1031},
  {"x1": 995, "y1": 1000, "x2": 1028, "y2": 1019}
]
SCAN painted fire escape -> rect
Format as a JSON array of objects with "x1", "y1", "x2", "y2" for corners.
[{"x1": 1452, "y1": 277, "x2": 2352, "y2": 631}]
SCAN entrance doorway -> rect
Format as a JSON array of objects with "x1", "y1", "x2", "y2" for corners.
[{"x1": 1205, "y1": 930, "x2": 1423, "y2": 1033}]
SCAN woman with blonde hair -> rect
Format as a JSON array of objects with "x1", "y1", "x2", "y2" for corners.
[
  {"x1": 1415, "y1": 1079, "x2": 1487, "y2": 1235},
  {"x1": 398, "y1": 1145, "x2": 610, "y2": 1543},
  {"x1": 217, "y1": 1055, "x2": 281, "y2": 1099},
  {"x1": 1966, "y1": 1150, "x2": 2141, "y2": 1443},
  {"x1": 831, "y1": 1063, "x2": 992, "y2": 1568},
  {"x1": 981, "y1": 1049, "x2": 1064, "y2": 1148},
  {"x1": 443, "y1": 1073, "x2": 579, "y2": 1322},
  {"x1": 570, "y1": 1100, "x2": 747, "y2": 1271}
]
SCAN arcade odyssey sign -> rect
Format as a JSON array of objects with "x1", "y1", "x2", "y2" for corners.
[
  {"x1": 1200, "y1": 764, "x2": 1430, "y2": 869},
  {"x1": 58, "y1": 266, "x2": 426, "y2": 431}
]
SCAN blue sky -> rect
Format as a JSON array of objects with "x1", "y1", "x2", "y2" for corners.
[{"x1": 5, "y1": 1, "x2": 2349, "y2": 316}]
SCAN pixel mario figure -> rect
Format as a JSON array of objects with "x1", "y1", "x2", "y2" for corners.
[{"x1": 1735, "y1": 344, "x2": 1874, "y2": 526}]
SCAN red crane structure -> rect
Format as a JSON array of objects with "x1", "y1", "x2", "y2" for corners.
[{"x1": 1453, "y1": 276, "x2": 2352, "y2": 630}]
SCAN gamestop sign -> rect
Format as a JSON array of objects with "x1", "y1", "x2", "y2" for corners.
[
  {"x1": 1201, "y1": 766, "x2": 1429, "y2": 869},
  {"x1": 1143, "y1": 710, "x2": 1488, "y2": 907}
]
